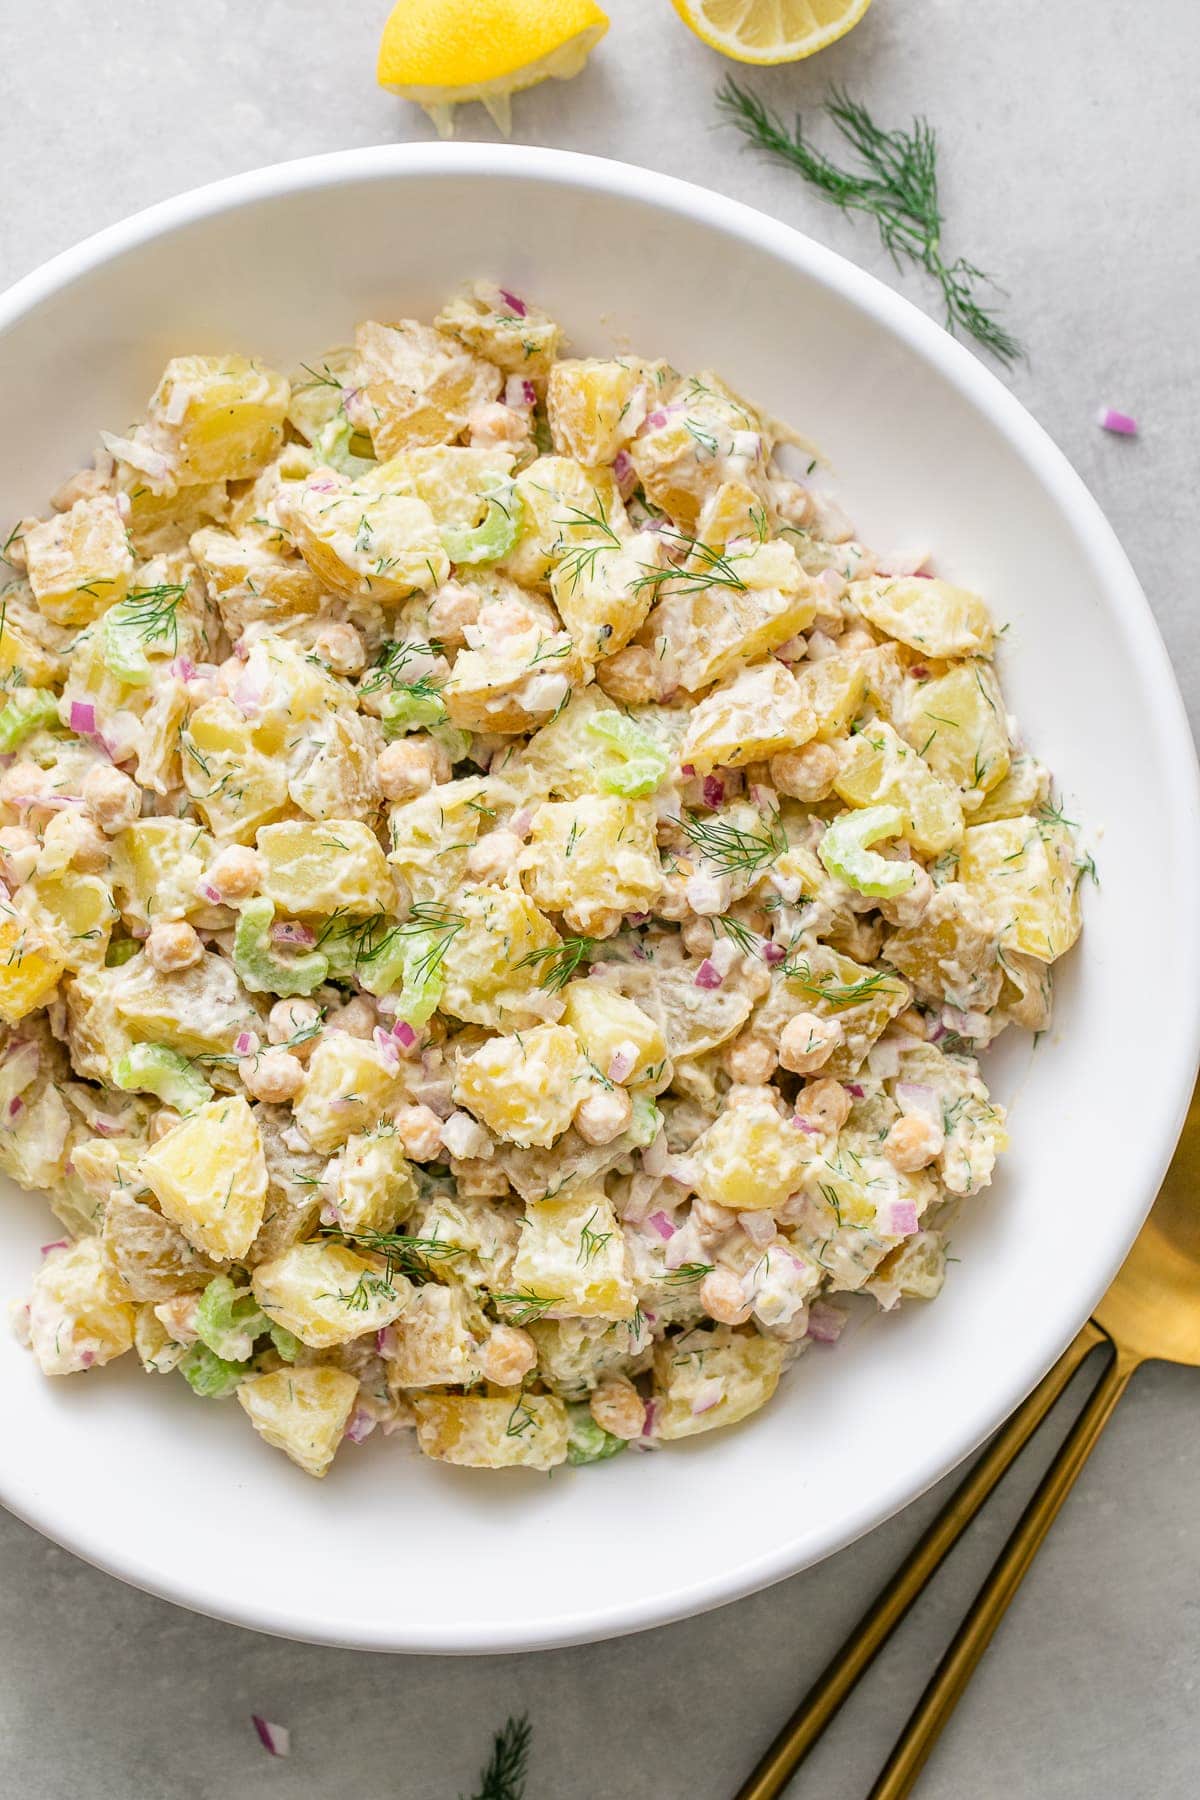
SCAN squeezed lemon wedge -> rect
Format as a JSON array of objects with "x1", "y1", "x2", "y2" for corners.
[
  {"x1": 670, "y1": 0, "x2": 871, "y2": 64},
  {"x1": 377, "y1": 0, "x2": 610, "y2": 138}
]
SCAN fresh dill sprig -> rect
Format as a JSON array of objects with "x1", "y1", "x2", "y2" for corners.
[
  {"x1": 465, "y1": 1714, "x2": 532, "y2": 1800},
  {"x1": 515, "y1": 936, "x2": 596, "y2": 993},
  {"x1": 320, "y1": 1224, "x2": 462, "y2": 1286},
  {"x1": 663, "y1": 1262, "x2": 715, "y2": 1286},
  {"x1": 716, "y1": 79, "x2": 1023, "y2": 366},
  {"x1": 490, "y1": 1288, "x2": 560, "y2": 1326},
  {"x1": 296, "y1": 361, "x2": 344, "y2": 391},
  {"x1": 115, "y1": 583, "x2": 188, "y2": 651},
  {"x1": 783, "y1": 957, "x2": 896, "y2": 1007},
  {"x1": 359, "y1": 637, "x2": 444, "y2": 695},
  {"x1": 676, "y1": 809, "x2": 787, "y2": 878},
  {"x1": 578, "y1": 1208, "x2": 613, "y2": 1266},
  {"x1": 712, "y1": 913, "x2": 760, "y2": 957},
  {"x1": 396, "y1": 903, "x2": 466, "y2": 985},
  {"x1": 632, "y1": 529, "x2": 750, "y2": 600},
  {"x1": 552, "y1": 496, "x2": 622, "y2": 593}
]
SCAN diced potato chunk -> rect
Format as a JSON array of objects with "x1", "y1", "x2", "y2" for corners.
[
  {"x1": 411, "y1": 1391, "x2": 569, "y2": 1471},
  {"x1": 368, "y1": 444, "x2": 515, "y2": 528},
  {"x1": 455, "y1": 1025, "x2": 584, "y2": 1148},
  {"x1": 629, "y1": 374, "x2": 768, "y2": 526},
  {"x1": 144, "y1": 354, "x2": 289, "y2": 486},
  {"x1": 681, "y1": 660, "x2": 816, "y2": 773},
  {"x1": 112, "y1": 818, "x2": 214, "y2": 928},
  {"x1": 971, "y1": 755, "x2": 1051, "y2": 824},
  {"x1": 345, "y1": 318, "x2": 501, "y2": 457},
  {"x1": 438, "y1": 885, "x2": 562, "y2": 1029},
  {"x1": 24, "y1": 495, "x2": 133, "y2": 625},
  {"x1": 387, "y1": 776, "x2": 487, "y2": 907},
  {"x1": 293, "y1": 1036, "x2": 404, "y2": 1153},
  {"x1": 0, "y1": 915, "x2": 65, "y2": 1024},
  {"x1": 608, "y1": 962, "x2": 753, "y2": 1060},
  {"x1": 886, "y1": 883, "x2": 1003, "y2": 1012},
  {"x1": 435, "y1": 280, "x2": 561, "y2": 378},
  {"x1": 496, "y1": 456, "x2": 625, "y2": 590},
  {"x1": 781, "y1": 943, "x2": 910, "y2": 1077},
  {"x1": 653, "y1": 1325, "x2": 785, "y2": 1439},
  {"x1": 509, "y1": 1189, "x2": 635, "y2": 1320},
  {"x1": 848, "y1": 576, "x2": 994, "y2": 658},
  {"x1": 903, "y1": 660, "x2": 1010, "y2": 807},
  {"x1": 282, "y1": 474, "x2": 449, "y2": 603},
  {"x1": 330, "y1": 1126, "x2": 419, "y2": 1235},
  {"x1": 190, "y1": 524, "x2": 324, "y2": 637},
  {"x1": 561, "y1": 980, "x2": 668, "y2": 1087},
  {"x1": 793, "y1": 652, "x2": 868, "y2": 741},
  {"x1": 649, "y1": 540, "x2": 818, "y2": 692},
  {"x1": 138, "y1": 1096, "x2": 268, "y2": 1261},
  {"x1": 27, "y1": 1237, "x2": 135, "y2": 1375},
  {"x1": 257, "y1": 820, "x2": 393, "y2": 916},
  {"x1": 102, "y1": 1194, "x2": 215, "y2": 1301},
  {"x1": 20, "y1": 873, "x2": 115, "y2": 970},
  {"x1": 442, "y1": 627, "x2": 585, "y2": 735},
  {"x1": 548, "y1": 358, "x2": 644, "y2": 465},
  {"x1": 238, "y1": 1366, "x2": 360, "y2": 1477},
  {"x1": 522, "y1": 797, "x2": 661, "y2": 932},
  {"x1": 835, "y1": 720, "x2": 963, "y2": 855},
  {"x1": 383, "y1": 1281, "x2": 483, "y2": 1386},
  {"x1": 0, "y1": 611, "x2": 59, "y2": 686},
  {"x1": 549, "y1": 531, "x2": 658, "y2": 665},
  {"x1": 958, "y1": 816, "x2": 1082, "y2": 963},
  {"x1": 252, "y1": 1240, "x2": 413, "y2": 1347},
  {"x1": 109, "y1": 949, "x2": 258, "y2": 1059},
  {"x1": 690, "y1": 1091, "x2": 812, "y2": 1212},
  {"x1": 289, "y1": 713, "x2": 381, "y2": 825},
  {"x1": 181, "y1": 699, "x2": 290, "y2": 843}
]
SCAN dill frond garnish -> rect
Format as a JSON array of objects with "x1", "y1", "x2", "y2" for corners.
[
  {"x1": 359, "y1": 637, "x2": 444, "y2": 694},
  {"x1": 663, "y1": 1262, "x2": 715, "y2": 1286},
  {"x1": 632, "y1": 528, "x2": 750, "y2": 600},
  {"x1": 782, "y1": 956, "x2": 896, "y2": 1007},
  {"x1": 515, "y1": 936, "x2": 596, "y2": 992},
  {"x1": 716, "y1": 79, "x2": 1022, "y2": 366},
  {"x1": 466, "y1": 1714, "x2": 532, "y2": 1800},
  {"x1": 319, "y1": 1224, "x2": 462, "y2": 1286},
  {"x1": 578, "y1": 1209, "x2": 613, "y2": 1266},
  {"x1": 676, "y1": 809, "x2": 787, "y2": 878},
  {"x1": 712, "y1": 913, "x2": 760, "y2": 956},
  {"x1": 552, "y1": 496, "x2": 622, "y2": 593},
  {"x1": 114, "y1": 583, "x2": 188, "y2": 651},
  {"x1": 490, "y1": 1288, "x2": 560, "y2": 1326}
]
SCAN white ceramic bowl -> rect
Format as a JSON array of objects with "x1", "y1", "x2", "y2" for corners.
[{"x1": 1, "y1": 144, "x2": 1197, "y2": 1655}]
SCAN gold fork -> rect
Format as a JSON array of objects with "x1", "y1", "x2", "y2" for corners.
[{"x1": 735, "y1": 1077, "x2": 1200, "y2": 1800}]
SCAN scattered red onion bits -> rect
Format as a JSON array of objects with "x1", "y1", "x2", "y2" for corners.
[
  {"x1": 1097, "y1": 407, "x2": 1139, "y2": 437},
  {"x1": 251, "y1": 1715, "x2": 290, "y2": 1758}
]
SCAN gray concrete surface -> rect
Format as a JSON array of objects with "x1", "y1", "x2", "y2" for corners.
[{"x1": 1, "y1": 1, "x2": 1198, "y2": 1795}]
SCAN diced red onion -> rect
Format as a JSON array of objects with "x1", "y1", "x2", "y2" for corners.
[
  {"x1": 694, "y1": 959, "x2": 723, "y2": 990},
  {"x1": 196, "y1": 880, "x2": 223, "y2": 905},
  {"x1": 232, "y1": 674, "x2": 265, "y2": 718},
  {"x1": 169, "y1": 657, "x2": 197, "y2": 682},
  {"x1": 880, "y1": 1198, "x2": 919, "y2": 1238},
  {"x1": 807, "y1": 1300, "x2": 846, "y2": 1344},
  {"x1": 792, "y1": 1115, "x2": 822, "y2": 1136},
  {"x1": 375, "y1": 1328, "x2": 391, "y2": 1353},
  {"x1": 1098, "y1": 406, "x2": 1138, "y2": 436},
  {"x1": 393, "y1": 1020, "x2": 416, "y2": 1048},
  {"x1": 80, "y1": 1350, "x2": 95, "y2": 1368},
  {"x1": 498, "y1": 288, "x2": 527, "y2": 317},
  {"x1": 894, "y1": 1080, "x2": 939, "y2": 1121},
  {"x1": 640, "y1": 1129, "x2": 668, "y2": 1177},
  {"x1": 372, "y1": 1028, "x2": 400, "y2": 1069},
  {"x1": 702, "y1": 775, "x2": 724, "y2": 808},
  {"x1": 691, "y1": 1378, "x2": 724, "y2": 1416},
  {"x1": 345, "y1": 1408, "x2": 377, "y2": 1444},
  {"x1": 738, "y1": 1211, "x2": 775, "y2": 1248},
  {"x1": 270, "y1": 921, "x2": 316, "y2": 948},
  {"x1": 646, "y1": 1209, "x2": 676, "y2": 1241},
  {"x1": 234, "y1": 1031, "x2": 258, "y2": 1057},
  {"x1": 645, "y1": 409, "x2": 667, "y2": 430},
  {"x1": 640, "y1": 1398, "x2": 659, "y2": 1440},
  {"x1": 7, "y1": 1096, "x2": 23, "y2": 1119},
  {"x1": 40, "y1": 1239, "x2": 68, "y2": 1255},
  {"x1": 251, "y1": 1717, "x2": 290, "y2": 1758},
  {"x1": 762, "y1": 941, "x2": 786, "y2": 966},
  {"x1": 503, "y1": 375, "x2": 536, "y2": 409},
  {"x1": 90, "y1": 1113, "x2": 126, "y2": 1138},
  {"x1": 611, "y1": 449, "x2": 637, "y2": 498},
  {"x1": 661, "y1": 1155, "x2": 698, "y2": 1190},
  {"x1": 607, "y1": 1044, "x2": 637, "y2": 1083},
  {"x1": 928, "y1": 1022, "x2": 948, "y2": 1044},
  {"x1": 308, "y1": 477, "x2": 338, "y2": 494},
  {"x1": 681, "y1": 763, "x2": 695, "y2": 777},
  {"x1": 69, "y1": 701, "x2": 96, "y2": 735},
  {"x1": 845, "y1": 1082, "x2": 865, "y2": 1099}
]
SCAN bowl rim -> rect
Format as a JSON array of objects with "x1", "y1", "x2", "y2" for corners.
[{"x1": 2, "y1": 139, "x2": 1198, "y2": 1655}]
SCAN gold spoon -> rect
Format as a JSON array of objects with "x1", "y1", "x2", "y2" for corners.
[{"x1": 735, "y1": 1077, "x2": 1200, "y2": 1800}]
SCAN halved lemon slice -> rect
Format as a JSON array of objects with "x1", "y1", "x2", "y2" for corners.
[
  {"x1": 377, "y1": 0, "x2": 610, "y2": 138},
  {"x1": 670, "y1": 0, "x2": 871, "y2": 64}
]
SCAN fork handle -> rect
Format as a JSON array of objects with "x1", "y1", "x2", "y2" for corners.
[
  {"x1": 734, "y1": 1319, "x2": 1107, "y2": 1800},
  {"x1": 868, "y1": 1344, "x2": 1140, "y2": 1799}
]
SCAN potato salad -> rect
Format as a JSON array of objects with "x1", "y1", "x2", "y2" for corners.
[{"x1": 0, "y1": 283, "x2": 1084, "y2": 1479}]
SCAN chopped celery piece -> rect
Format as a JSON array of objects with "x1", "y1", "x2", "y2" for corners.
[
  {"x1": 393, "y1": 933, "x2": 446, "y2": 1027},
  {"x1": 267, "y1": 1321, "x2": 300, "y2": 1363},
  {"x1": 313, "y1": 411, "x2": 376, "y2": 478},
  {"x1": 586, "y1": 711, "x2": 672, "y2": 799},
  {"x1": 234, "y1": 897, "x2": 329, "y2": 997},
  {"x1": 318, "y1": 915, "x2": 407, "y2": 997},
  {"x1": 104, "y1": 937, "x2": 140, "y2": 967},
  {"x1": 99, "y1": 602, "x2": 153, "y2": 686},
  {"x1": 379, "y1": 685, "x2": 446, "y2": 737},
  {"x1": 0, "y1": 688, "x2": 60, "y2": 752},
  {"x1": 818, "y1": 804, "x2": 916, "y2": 899},
  {"x1": 194, "y1": 1274, "x2": 268, "y2": 1363},
  {"x1": 628, "y1": 1094, "x2": 663, "y2": 1148},
  {"x1": 431, "y1": 721, "x2": 472, "y2": 766},
  {"x1": 440, "y1": 476, "x2": 524, "y2": 566},
  {"x1": 566, "y1": 1402, "x2": 627, "y2": 1466},
  {"x1": 112, "y1": 1042, "x2": 213, "y2": 1112},
  {"x1": 178, "y1": 1342, "x2": 245, "y2": 1399}
]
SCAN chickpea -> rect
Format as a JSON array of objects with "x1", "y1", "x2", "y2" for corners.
[
  {"x1": 479, "y1": 1324, "x2": 537, "y2": 1386},
  {"x1": 685, "y1": 871, "x2": 732, "y2": 917},
  {"x1": 44, "y1": 812, "x2": 109, "y2": 873},
  {"x1": 0, "y1": 824, "x2": 39, "y2": 886},
  {"x1": 80, "y1": 764, "x2": 140, "y2": 834},
  {"x1": 149, "y1": 1107, "x2": 182, "y2": 1143},
  {"x1": 465, "y1": 829, "x2": 524, "y2": 885},
  {"x1": 837, "y1": 625, "x2": 878, "y2": 656},
  {"x1": 797, "y1": 1076, "x2": 853, "y2": 1136},
  {"x1": 880, "y1": 864, "x2": 934, "y2": 929},
  {"x1": 330, "y1": 995, "x2": 376, "y2": 1040},
  {"x1": 723, "y1": 1034, "x2": 777, "y2": 1085},
  {"x1": 393, "y1": 1103, "x2": 445, "y2": 1162},
  {"x1": 567, "y1": 905, "x2": 622, "y2": 940},
  {"x1": 311, "y1": 621, "x2": 364, "y2": 675},
  {"x1": 698, "y1": 1267, "x2": 753, "y2": 1326},
  {"x1": 145, "y1": 922, "x2": 204, "y2": 974},
  {"x1": 595, "y1": 645, "x2": 667, "y2": 706},
  {"x1": 440, "y1": 1110, "x2": 493, "y2": 1161},
  {"x1": 779, "y1": 1012, "x2": 844, "y2": 1075},
  {"x1": 654, "y1": 870, "x2": 694, "y2": 923},
  {"x1": 201, "y1": 844, "x2": 261, "y2": 904},
  {"x1": 884, "y1": 1115, "x2": 944, "y2": 1173},
  {"x1": 0, "y1": 762, "x2": 47, "y2": 813},
  {"x1": 681, "y1": 916, "x2": 715, "y2": 957},
  {"x1": 267, "y1": 997, "x2": 322, "y2": 1057},
  {"x1": 467, "y1": 402, "x2": 531, "y2": 452},
  {"x1": 895, "y1": 1007, "x2": 928, "y2": 1039},
  {"x1": 574, "y1": 1084, "x2": 634, "y2": 1146},
  {"x1": 241, "y1": 1049, "x2": 304, "y2": 1104},
  {"x1": 589, "y1": 1375, "x2": 646, "y2": 1441},
  {"x1": 376, "y1": 738, "x2": 445, "y2": 802},
  {"x1": 737, "y1": 958, "x2": 773, "y2": 1002},
  {"x1": 427, "y1": 580, "x2": 482, "y2": 650},
  {"x1": 770, "y1": 742, "x2": 839, "y2": 803},
  {"x1": 691, "y1": 1197, "x2": 738, "y2": 1244}
]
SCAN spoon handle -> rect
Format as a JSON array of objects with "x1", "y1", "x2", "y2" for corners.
[
  {"x1": 868, "y1": 1342, "x2": 1139, "y2": 1799},
  {"x1": 733, "y1": 1319, "x2": 1106, "y2": 1800}
]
